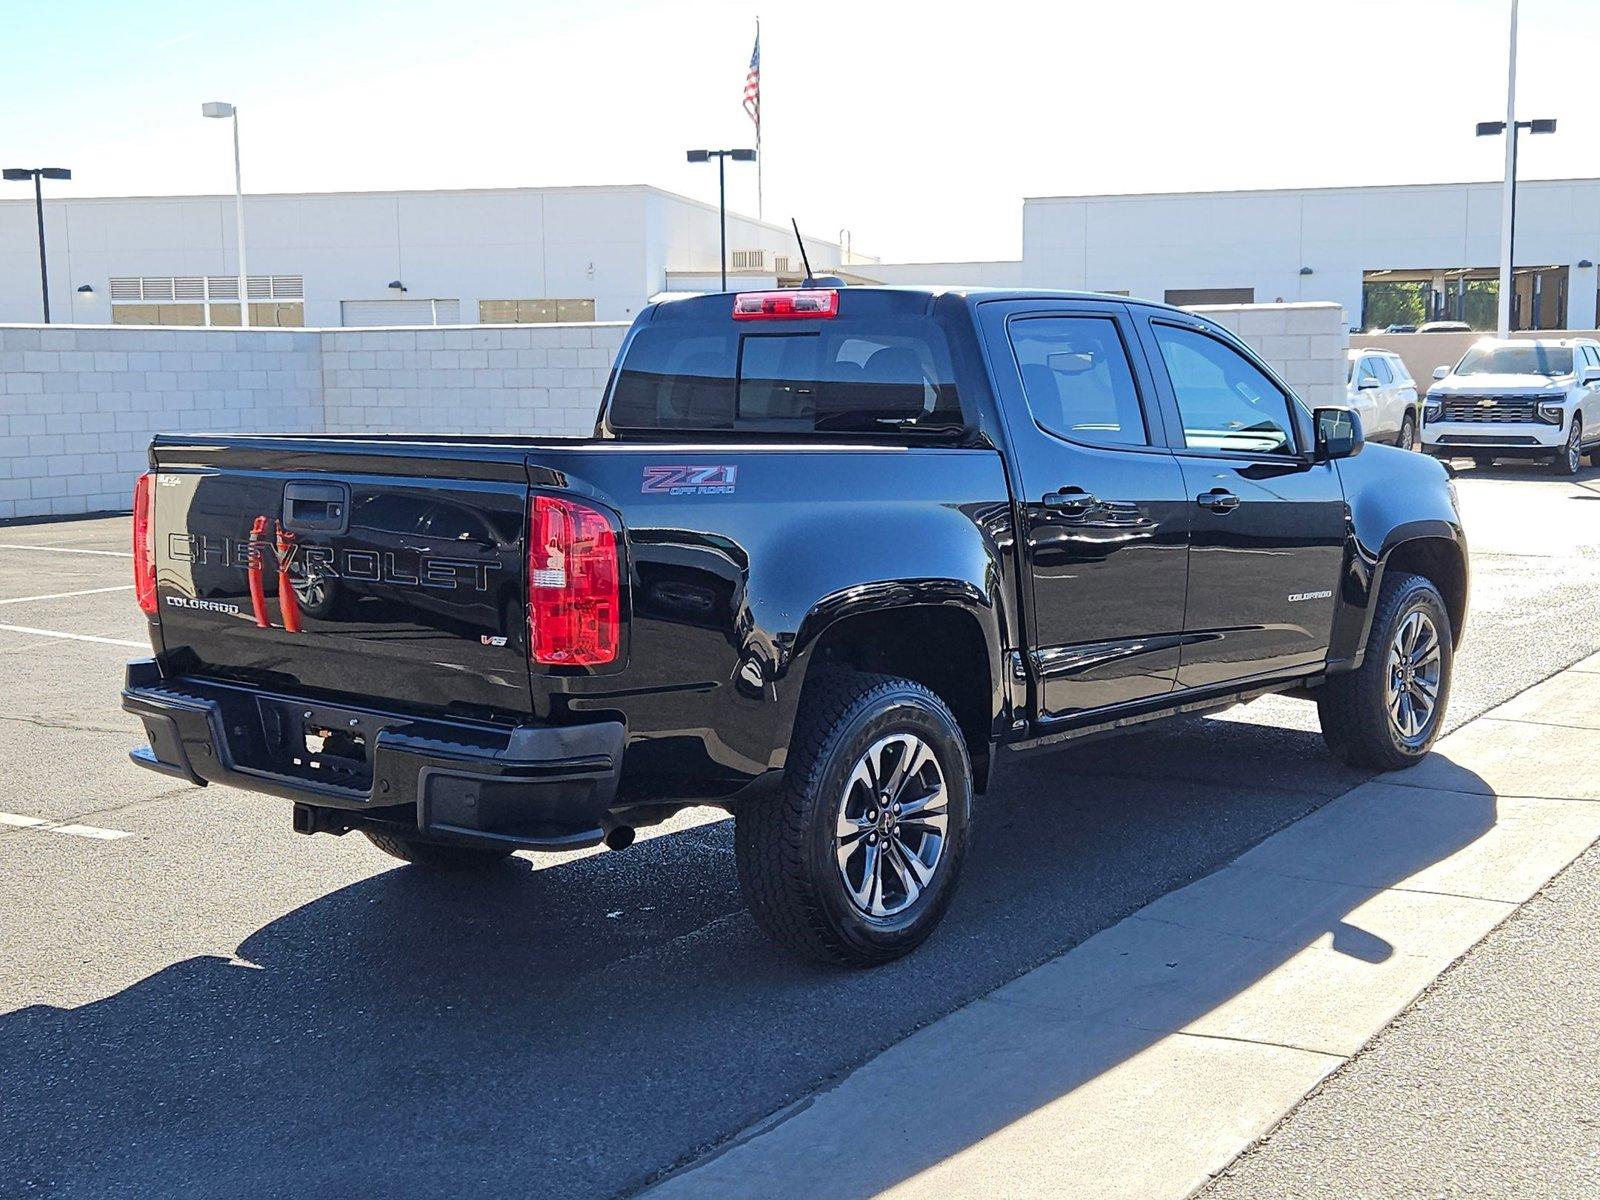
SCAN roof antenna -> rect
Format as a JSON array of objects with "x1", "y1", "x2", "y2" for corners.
[
  {"x1": 791, "y1": 217, "x2": 816, "y2": 284},
  {"x1": 791, "y1": 217, "x2": 844, "y2": 289}
]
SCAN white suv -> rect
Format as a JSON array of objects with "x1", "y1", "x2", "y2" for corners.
[
  {"x1": 1346, "y1": 349, "x2": 1421, "y2": 450},
  {"x1": 1422, "y1": 337, "x2": 1600, "y2": 475}
]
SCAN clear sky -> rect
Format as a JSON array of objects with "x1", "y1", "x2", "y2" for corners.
[{"x1": 2, "y1": 0, "x2": 1594, "y2": 263}]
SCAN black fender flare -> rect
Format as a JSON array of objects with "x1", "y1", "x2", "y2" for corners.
[{"x1": 1328, "y1": 518, "x2": 1468, "y2": 671}]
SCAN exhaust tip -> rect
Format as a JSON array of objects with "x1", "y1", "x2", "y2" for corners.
[{"x1": 604, "y1": 825, "x2": 636, "y2": 852}]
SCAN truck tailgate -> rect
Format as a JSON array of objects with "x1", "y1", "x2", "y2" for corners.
[{"x1": 148, "y1": 440, "x2": 532, "y2": 719}]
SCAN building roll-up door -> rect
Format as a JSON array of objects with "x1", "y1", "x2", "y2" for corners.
[{"x1": 340, "y1": 298, "x2": 462, "y2": 327}]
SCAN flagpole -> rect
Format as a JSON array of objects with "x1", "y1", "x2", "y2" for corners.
[{"x1": 755, "y1": 16, "x2": 763, "y2": 221}]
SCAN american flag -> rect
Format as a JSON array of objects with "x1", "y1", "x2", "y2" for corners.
[{"x1": 743, "y1": 29, "x2": 760, "y2": 131}]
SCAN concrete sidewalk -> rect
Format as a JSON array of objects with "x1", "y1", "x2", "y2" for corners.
[{"x1": 641, "y1": 658, "x2": 1600, "y2": 1200}]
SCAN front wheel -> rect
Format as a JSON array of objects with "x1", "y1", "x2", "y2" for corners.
[
  {"x1": 1555, "y1": 416, "x2": 1582, "y2": 476},
  {"x1": 1318, "y1": 571, "x2": 1452, "y2": 770},
  {"x1": 734, "y1": 672, "x2": 972, "y2": 966}
]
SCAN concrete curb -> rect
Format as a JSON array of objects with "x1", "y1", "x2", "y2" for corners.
[{"x1": 641, "y1": 660, "x2": 1600, "y2": 1200}]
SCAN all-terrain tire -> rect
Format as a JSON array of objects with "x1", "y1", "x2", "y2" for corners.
[
  {"x1": 1317, "y1": 571, "x2": 1453, "y2": 771},
  {"x1": 734, "y1": 672, "x2": 972, "y2": 967},
  {"x1": 363, "y1": 829, "x2": 514, "y2": 870}
]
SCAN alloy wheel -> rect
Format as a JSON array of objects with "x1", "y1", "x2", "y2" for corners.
[
  {"x1": 834, "y1": 733, "x2": 948, "y2": 919},
  {"x1": 1386, "y1": 609, "x2": 1443, "y2": 744},
  {"x1": 1568, "y1": 420, "x2": 1583, "y2": 473}
]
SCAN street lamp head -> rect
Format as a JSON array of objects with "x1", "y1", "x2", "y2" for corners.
[
  {"x1": 686, "y1": 150, "x2": 711, "y2": 163},
  {"x1": 2, "y1": 169, "x2": 31, "y2": 181},
  {"x1": 1476, "y1": 121, "x2": 1507, "y2": 136},
  {"x1": 201, "y1": 101, "x2": 236, "y2": 119},
  {"x1": 38, "y1": 168, "x2": 71, "y2": 181},
  {"x1": 1528, "y1": 118, "x2": 1557, "y2": 134},
  {"x1": 730, "y1": 149, "x2": 757, "y2": 162}
]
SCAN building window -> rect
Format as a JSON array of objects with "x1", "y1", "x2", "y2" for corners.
[
  {"x1": 478, "y1": 298, "x2": 596, "y2": 324},
  {"x1": 340, "y1": 298, "x2": 461, "y2": 327},
  {"x1": 1164, "y1": 287, "x2": 1256, "y2": 307},
  {"x1": 108, "y1": 275, "x2": 304, "y2": 327}
]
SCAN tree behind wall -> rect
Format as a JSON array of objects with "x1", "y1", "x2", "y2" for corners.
[{"x1": 1361, "y1": 282, "x2": 1427, "y2": 330}]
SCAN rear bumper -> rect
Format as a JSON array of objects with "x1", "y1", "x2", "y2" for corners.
[{"x1": 121, "y1": 659, "x2": 624, "y2": 850}]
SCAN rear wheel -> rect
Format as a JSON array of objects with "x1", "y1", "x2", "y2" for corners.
[
  {"x1": 363, "y1": 829, "x2": 514, "y2": 870},
  {"x1": 1318, "y1": 571, "x2": 1452, "y2": 771},
  {"x1": 734, "y1": 672, "x2": 972, "y2": 966},
  {"x1": 1398, "y1": 411, "x2": 1418, "y2": 452},
  {"x1": 1556, "y1": 416, "x2": 1582, "y2": 476}
]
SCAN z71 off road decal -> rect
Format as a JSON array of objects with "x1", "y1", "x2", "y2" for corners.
[{"x1": 641, "y1": 465, "x2": 738, "y2": 496}]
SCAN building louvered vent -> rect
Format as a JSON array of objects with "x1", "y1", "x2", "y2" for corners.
[
  {"x1": 108, "y1": 275, "x2": 304, "y2": 302},
  {"x1": 774, "y1": 255, "x2": 791, "y2": 274},
  {"x1": 730, "y1": 250, "x2": 767, "y2": 270}
]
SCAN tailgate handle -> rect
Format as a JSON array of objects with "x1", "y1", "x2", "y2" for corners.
[{"x1": 282, "y1": 482, "x2": 350, "y2": 535}]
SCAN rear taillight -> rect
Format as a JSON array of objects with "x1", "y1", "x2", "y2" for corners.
[
  {"x1": 528, "y1": 495, "x2": 619, "y2": 667},
  {"x1": 732, "y1": 289, "x2": 839, "y2": 320},
  {"x1": 132, "y1": 472, "x2": 158, "y2": 615}
]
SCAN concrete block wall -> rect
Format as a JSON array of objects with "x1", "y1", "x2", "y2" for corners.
[
  {"x1": 1190, "y1": 302, "x2": 1349, "y2": 410},
  {"x1": 1, "y1": 304, "x2": 1345, "y2": 522},
  {"x1": 320, "y1": 324, "x2": 626, "y2": 437},
  {"x1": 0, "y1": 326, "x2": 322, "y2": 520}
]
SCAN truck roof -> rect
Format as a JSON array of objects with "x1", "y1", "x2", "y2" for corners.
[{"x1": 653, "y1": 285, "x2": 1199, "y2": 319}]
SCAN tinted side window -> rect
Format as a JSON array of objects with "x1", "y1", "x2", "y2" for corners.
[
  {"x1": 1388, "y1": 355, "x2": 1414, "y2": 384},
  {"x1": 1354, "y1": 357, "x2": 1379, "y2": 386},
  {"x1": 1371, "y1": 357, "x2": 1394, "y2": 385},
  {"x1": 1008, "y1": 315, "x2": 1148, "y2": 448},
  {"x1": 1152, "y1": 323, "x2": 1297, "y2": 456}
]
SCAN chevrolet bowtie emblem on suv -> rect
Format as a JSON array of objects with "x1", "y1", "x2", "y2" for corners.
[{"x1": 1478, "y1": 397, "x2": 1496, "y2": 407}]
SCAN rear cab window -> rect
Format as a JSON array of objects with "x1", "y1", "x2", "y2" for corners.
[{"x1": 605, "y1": 291, "x2": 965, "y2": 437}]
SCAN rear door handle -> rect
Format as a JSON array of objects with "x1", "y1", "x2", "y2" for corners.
[
  {"x1": 1043, "y1": 489, "x2": 1097, "y2": 515},
  {"x1": 1196, "y1": 489, "x2": 1240, "y2": 513}
]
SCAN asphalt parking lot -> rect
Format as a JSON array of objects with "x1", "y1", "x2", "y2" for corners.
[{"x1": 2, "y1": 460, "x2": 1599, "y2": 1200}]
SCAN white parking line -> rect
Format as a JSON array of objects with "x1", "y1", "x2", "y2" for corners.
[
  {"x1": 0, "y1": 811, "x2": 131, "y2": 840},
  {"x1": 0, "y1": 623, "x2": 144, "y2": 648},
  {"x1": 0, "y1": 585, "x2": 134, "y2": 606},
  {"x1": 0, "y1": 543, "x2": 132, "y2": 557},
  {"x1": 51, "y1": 823, "x2": 134, "y2": 841}
]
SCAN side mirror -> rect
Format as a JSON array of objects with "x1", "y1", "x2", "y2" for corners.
[
  {"x1": 1314, "y1": 406, "x2": 1364, "y2": 461},
  {"x1": 1432, "y1": 365, "x2": 1451, "y2": 381},
  {"x1": 1357, "y1": 376, "x2": 1381, "y2": 390},
  {"x1": 1582, "y1": 365, "x2": 1600, "y2": 386}
]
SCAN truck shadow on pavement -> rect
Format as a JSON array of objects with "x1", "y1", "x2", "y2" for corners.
[{"x1": 0, "y1": 718, "x2": 1494, "y2": 1200}]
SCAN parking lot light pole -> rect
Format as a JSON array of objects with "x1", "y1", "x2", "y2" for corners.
[
  {"x1": 2, "y1": 167, "x2": 72, "y2": 323},
  {"x1": 202, "y1": 101, "x2": 250, "y2": 328},
  {"x1": 1477, "y1": 0, "x2": 1558, "y2": 335},
  {"x1": 1477, "y1": 111, "x2": 1557, "y2": 335},
  {"x1": 686, "y1": 149, "x2": 758, "y2": 292}
]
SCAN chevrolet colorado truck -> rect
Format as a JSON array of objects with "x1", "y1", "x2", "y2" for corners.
[{"x1": 123, "y1": 287, "x2": 1468, "y2": 966}]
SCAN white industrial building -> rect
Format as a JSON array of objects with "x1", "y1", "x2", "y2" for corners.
[
  {"x1": 6, "y1": 177, "x2": 1598, "y2": 334},
  {"x1": 856, "y1": 178, "x2": 1600, "y2": 332},
  {"x1": 0, "y1": 184, "x2": 850, "y2": 328}
]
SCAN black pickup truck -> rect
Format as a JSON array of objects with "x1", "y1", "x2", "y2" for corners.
[{"x1": 124, "y1": 287, "x2": 1468, "y2": 965}]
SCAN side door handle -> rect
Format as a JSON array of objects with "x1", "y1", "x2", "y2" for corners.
[
  {"x1": 1196, "y1": 488, "x2": 1240, "y2": 513},
  {"x1": 1043, "y1": 488, "x2": 1098, "y2": 515}
]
